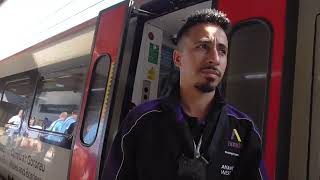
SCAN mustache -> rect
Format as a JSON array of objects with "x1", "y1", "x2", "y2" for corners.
[{"x1": 200, "y1": 66, "x2": 222, "y2": 76}]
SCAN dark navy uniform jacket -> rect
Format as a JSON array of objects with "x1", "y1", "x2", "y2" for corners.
[{"x1": 102, "y1": 89, "x2": 265, "y2": 180}]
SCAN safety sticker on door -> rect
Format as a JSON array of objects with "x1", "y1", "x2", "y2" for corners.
[{"x1": 148, "y1": 43, "x2": 159, "y2": 65}]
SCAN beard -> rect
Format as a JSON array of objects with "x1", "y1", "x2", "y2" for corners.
[{"x1": 194, "y1": 78, "x2": 216, "y2": 93}]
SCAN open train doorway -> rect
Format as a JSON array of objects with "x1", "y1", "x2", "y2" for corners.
[{"x1": 131, "y1": 0, "x2": 212, "y2": 107}]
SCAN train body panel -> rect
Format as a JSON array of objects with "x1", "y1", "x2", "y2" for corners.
[
  {"x1": 0, "y1": 139, "x2": 70, "y2": 180},
  {"x1": 289, "y1": 0, "x2": 320, "y2": 179}
]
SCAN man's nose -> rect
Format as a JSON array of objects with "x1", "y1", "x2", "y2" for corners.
[{"x1": 207, "y1": 44, "x2": 220, "y2": 65}]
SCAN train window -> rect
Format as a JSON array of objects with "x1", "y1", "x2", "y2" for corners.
[
  {"x1": 0, "y1": 78, "x2": 34, "y2": 136},
  {"x1": 225, "y1": 21, "x2": 272, "y2": 137},
  {"x1": 81, "y1": 55, "x2": 111, "y2": 145},
  {"x1": 30, "y1": 68, "x2": 86, "y2": 148}
]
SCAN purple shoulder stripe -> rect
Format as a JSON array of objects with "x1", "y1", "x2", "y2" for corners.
[
  {"x1": 121, "y1": 98, "x2": 164, "y2": 133},
  {"x1": 260, "y1": 160, "x2": 269, "y2": 180},
  {"x1": 225, "y1": 104, "x2": 262, "y2": 142},
  {"x1": 129, "y1": 98, "x2": 164, "y2": 118},
  {"x1": 226, "y1": 104, "x2": 252, "y2": 120}
]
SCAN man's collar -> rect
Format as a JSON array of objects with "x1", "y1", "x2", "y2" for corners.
[
  {"x1": 167, "y1": 84, "x2": 225, "y2": 105},
  {"x1": 161, "y1": 85, "x2": 225, "y2": 123}
]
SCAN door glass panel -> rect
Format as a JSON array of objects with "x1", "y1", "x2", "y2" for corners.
[
  {"x1": 81, "y1": 55, "x2": 111, "y2": 145},
  {"x1": 225, "y1": 21, "x2": 272, "y2": 137},
  {"x1": 30, "y1": 67, "x2": 86, "y2": 148},
  {"x1": 308, "y1": 14, "x2": 320, "y2": 180}
]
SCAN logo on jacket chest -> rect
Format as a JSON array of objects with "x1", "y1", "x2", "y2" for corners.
[
  {"x1": 228, "y1": 129, "x2": 242, "y2": 148},
  {"x1": 225, "y1": 129, "x2": 242, "y2": 157}
]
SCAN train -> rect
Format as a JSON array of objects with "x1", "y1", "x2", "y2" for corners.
[{"x1": 0, "y1": 0, "x2": 318, "y2": 179}]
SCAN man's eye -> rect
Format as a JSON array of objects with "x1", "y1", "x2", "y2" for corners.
[
  {"x1": 197, "y1": 44, "x2": 209, "y2": 50},
  {"x1": 218, "y1": 48, "x2": 227, "y2": 55}
]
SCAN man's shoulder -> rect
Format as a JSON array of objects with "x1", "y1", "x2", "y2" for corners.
[
  {"x1": 65, "y1": 117, "x2": 76, "y2": 124},
  {"x1": 225, "y1": 104, "x2": 252, "y2": 121},
  {"x1": 8, "y1": 115, "x2": 19, "y2": 121},
  {"x1": 128, "y1": 98, "x2": 166, "y2": 119},
  {"x1": 54, "y1": 119, "x2": 64, "y2": 126},
  {"x1": 224, "y1": 104, "x2": 262, "y2": 141},
  {"x1": 119, "y1": 98, "x2": 166, "y2": 134}
]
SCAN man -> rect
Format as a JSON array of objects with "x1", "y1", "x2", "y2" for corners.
[
  {"x1": 58, "y1": 112, "x2": 78, "y2": 148},
  {"x1": 46, "y1": 112, "x2": 68, "y2": 132},
  {"x1": 60, "y1": 111, "x2": 78, "y2": 134},
  {"x1": 5, "y1": 109, "x2": 23, "y2": 136},
  {"x1": 45, "y1": 112, "x2": 68, "y2": 144},
  {"x1": 83, "y1": 122, "x2": 98, "y2": 144},
  {"x1": 103, "y1": 9, "x2": 263, "y2": 180},
  {"x1": 43, "y1": 117, "x2": 53, "y2": 129}
]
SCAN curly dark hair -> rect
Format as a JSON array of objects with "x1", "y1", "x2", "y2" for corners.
[{"x1": 176, "y1": 8, "x2": 231, "y2": 45}]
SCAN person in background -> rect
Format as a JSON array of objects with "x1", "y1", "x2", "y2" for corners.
[
  {"x1": 44, "y1": 112, "x2": 68, "y2": 145},
  {"x1": 58, "y1": 111, "x2": 78, "y2": 148},
  {"x1": 60, "y1": 111, "x2": 78, "y2": 134},
  {"x1": 46, "y1": 112, "x2": 68, "y2": 132},
  {"x1": 83, "y1": 122, "x2": 98, "y2": 144},
  {"x1": 103, "y1": 9, "x2": 264, "y2": 180},
  {"x1": 43, "y1": 117, "x2": 53, "y2": 129},
  {"x1": 5, "y1": 109, "x2": 23, "y2": 136}
]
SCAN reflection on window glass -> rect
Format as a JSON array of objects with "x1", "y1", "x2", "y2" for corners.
[
  {"x1": 31, "y1": 69, "x2": 85, "y2": 148},
  {"x1": 225, "y1": 21, "x2": 272, "y2": 137},
  {"x1": 0, "y1": 78, "x2": 34, "y2": 136},
  {"x1": 81, "y1": 56, "x2": 110, "y2": 145},
  {"x1": 158, "y1": 45, "x2": 179, "y2": 97}
]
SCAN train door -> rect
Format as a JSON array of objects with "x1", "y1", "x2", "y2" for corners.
[
  {"x1": 216, "y1": 0, "x2": 287, "y2": 179},
  {"x1": 308, "y1": 14, "x2": 320, "y2": 180},
  {"x1": 69, "y1": 1, "x2": 133, "y2": 180},
  {"x1": 289, "y1": 0, "x2": 320, "y2": 179}
]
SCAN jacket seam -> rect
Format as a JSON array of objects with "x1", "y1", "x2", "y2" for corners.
[
  {"x1": 115, "y1": 109, "x2": 162, "y2": 180},
  {"x1": 259, "y1": 168, "x2": 264, "y2": 180}
]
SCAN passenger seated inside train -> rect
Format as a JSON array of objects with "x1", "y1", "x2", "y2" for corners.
[
  {"x1": 46, "y1": 112, "x2": 68, "y2": 132},
  {"x1": 41, "y1": 111, "x2": 78, "y2": 148},
  {"x1": 28, "y1": 117, "x2": 42, "y2": 137},
  {"x1": 20, "y1": 117, "x2": 43, "y2": 152},
  {"x1": 83, "y1": 121, "x2": 98, "y2": 144},
  {"x1": 43, "y1": 117, "x2": 53, "y2": 129},
  {"x1": 61, "y1": 111, "x2": 78, "y2": 134}
]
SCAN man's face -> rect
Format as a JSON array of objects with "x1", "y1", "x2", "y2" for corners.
[{"x1": 174, "y1": 23, "x2": 228, "y2": 93}]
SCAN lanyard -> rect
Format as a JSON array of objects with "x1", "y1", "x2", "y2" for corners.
[
  {"x1": 193, "y1": 135, "x2": 209, "y2": 164},
  {"x1": 193, "y1": 135, "x2": 202, "y2": 158}
]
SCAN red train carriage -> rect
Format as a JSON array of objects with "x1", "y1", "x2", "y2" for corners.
[{"x1": 0, "y1": 0, "x2": 319, "y2": 179}]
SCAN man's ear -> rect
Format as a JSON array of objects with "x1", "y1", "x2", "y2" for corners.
[{"x1": 173, "y1": 49, "x2": 182, "y2": 68}]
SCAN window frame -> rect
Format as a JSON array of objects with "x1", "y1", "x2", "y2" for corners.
[
  {"x1": 28, "y1": 76, "x2": 71, "y2": 135},
  {"x1": 223, "y1": 19, "x2": 274, "y2": 145},
  {"x1": 27, "y1": 66, "x2": 88, "y2": 135},
  {"x1": 0, "y1": 71, "x2": 38, "y2": 132},
  {"x1": 80, "y1": 54, "x2": 112, "y2": 146},
  {"x1": 2, "y1": 77, "x2": 35, "y2": 119}
]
